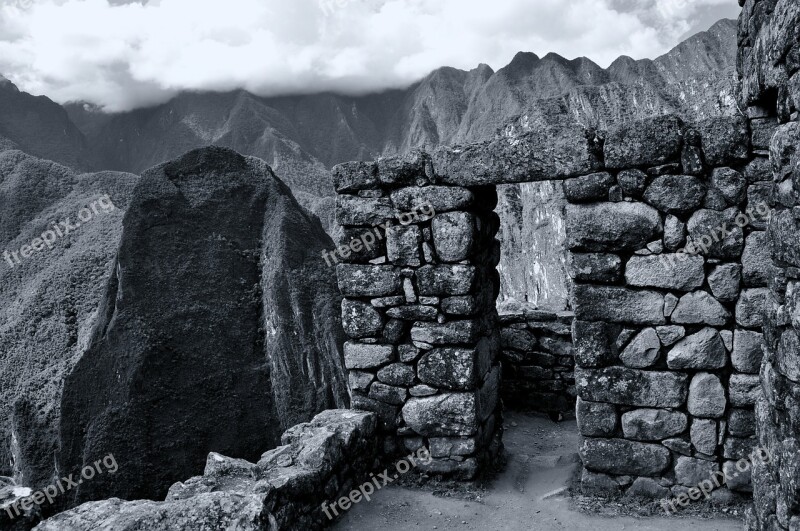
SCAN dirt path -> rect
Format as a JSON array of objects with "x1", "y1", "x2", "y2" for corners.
[{"x1": 334, "y1": 412, "x2": 744, "y2": 531}]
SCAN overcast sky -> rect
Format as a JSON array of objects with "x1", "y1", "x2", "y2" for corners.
[{"x1": 0, "y1": 0, "x2": 740, "y2": 112}]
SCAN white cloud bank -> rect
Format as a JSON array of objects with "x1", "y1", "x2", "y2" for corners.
[{"x1": 0, "y1": 0, "x2": 739, "y2": 112}]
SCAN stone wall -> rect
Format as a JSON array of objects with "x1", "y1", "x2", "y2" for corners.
[
  {"x1": 24, "y1": 410, "x2": 379, "y2": 530},
  {"x1": 499, "y1": 305, "x2": 576, "y2": 415},
  {"x1": 332, "y1": 152, "x2": 504, "y2": 479},
  {"x1": 737, "y1": 1, "x2": 800, "y2": 529},
  {"x1": 568, "y1": 113, "x2": 769, "y2": 500}
]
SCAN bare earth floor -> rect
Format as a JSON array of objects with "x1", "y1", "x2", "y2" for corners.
[{"x1": 334, "y1": 412, "x2": 744, "y2": 531}]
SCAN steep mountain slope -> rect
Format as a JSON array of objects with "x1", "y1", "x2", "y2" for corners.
[{"x1": 0, "y1": 77, "x2": 92, "y2": 171}]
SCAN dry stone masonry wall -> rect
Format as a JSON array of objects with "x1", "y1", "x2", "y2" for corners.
[
  {"x1": 570, "y1": 113, "x2": 769, "y2": 500},
  {"x1": 738, "y1": 0, "x2": 800, "y2": 529},
  {"x1": 498, "y1": 305, "x2": 576, "y2": 415},
  {"x1": 332, "y1": 152, "x2": 504, "y2": 479}
]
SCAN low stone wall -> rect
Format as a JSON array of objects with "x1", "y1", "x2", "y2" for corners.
[
  {"x1": 331, "y1": 154, "x2": 503, "y2": 479},
  {"x1": 567, "y1": 114, "x2": 768, "y2": 500},
  {"x1": 30, "y1": 410, "x2": 378, "y2": 531},
  {"x1": 499, "y1": 305, "x2": 576, "y2": 414}
]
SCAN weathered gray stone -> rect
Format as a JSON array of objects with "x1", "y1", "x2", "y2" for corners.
[
  {"x1": 674, "y1": 456, "x2": 720, "y2": 487},
  {"x1": 337, "y1": 265, "x2": 402, "y2": 297},
  {"x1": 625, "y1": 254, "x2": 704, "y2": 291},
  {"x1": 724, "y1": 436, "x2": 757, "y2": 460},
  {"x1": 398, "y1": 344, "x2": 421, "y2": 363},
  {"x1": 574, "y1": 286, "x2": 665, "y2": 325},
  {"x1": 566, "y1": 202, "x2": 662, "y2": 252},
  {"x1": 708, "y1": 263, "x2": 742, "y2": 302},
  {"x1": 342, "y1": 299, "x2": 383, "y2": 338},
  {"x1": 736, "y1": 288, "x2": 769, "y2": 328},
  {"x1": 351, "y1": 395, "x2": 399, "y2": 429},
  {"x1": 746, "y1": 183, "x2": 773, "y2": 229},
  {"x1": 418, "y1": 348, "x2": 477, "y2": 391},
  {"x1": 410, "y1": 321, "x2": 481, "y2": 345},
  {"x1": 691, "y1": 419, "x2": 718, "y2": 455},
  {"x1": 723, "y1": 460, "x2": 752, "y2": 493},
  {"x1": 617, "y1": 169, "x2": 648, "y2": 198},
  {"x1": 386, "y1": 225, "x2": 422, "y2": 266},
  {"x1": 664, "y1": 294, "x2": 679, "y2": 317},
  {"x1": 710, "y1": 167, "x2": 747, "y2": 205},
  {"x1": 671, "y1": 291, "x2": 731, "y2": 326},
  {"x1": 569, "y1": 253, "x2": 622, "y2": 283},
  {"x1": 667, "y1": 327, "x2": 727, "y2": 370},
  {"x1": 386, "y1": 305, "x2": 438, "y2": 321},
  {"x1": 416, "y1": 265, "x2": 476, "y2": 296},
  {"x1": 332, "y1": 161, "x2": 378, "y2": 192},
  {"x1": 744, "y1": 157, "x2": 772, "y2": 183},
  {"x1": 572, "y1": 320, "x2": 620, "y2": 368},
  {"x1": 742, "y1": 231, "x2": 772, "y2": 287},
  {"x1": 777, "y1": 329, "x2": 800, "y2": 383},
  {"x1": 382, "y1": 315, "x2": 405, "y2": 342},
  {"x1": 720, "y1": 330, "x2": 733, "y2": 351},
  {"x1": 576, "y1": 367, "x2": 688, "y2": 408},
  {"x1": 664, "y1": 215, "x2": 686, "y2": 251},
  {"x1": 688, "y1": 373, "x2": 726, "y2": 418},
  {"x1": 409, "y1": 384, "x2": 438, "y2": 397},
  {"x1": 644, "y1": 175, "x2": 706, "y2": 215},
  {"x1": 621, "y1": 409, "x2": 687, "y2": 441},
  {"x1": 663, "y1": 437, "x2": 692, "y2": 456},
  {"x1": 390, "y1": 186, "x2": 474, "y2": 212},
  {"x1": 500, "y1": 328, "x2": 537, "y2": 351},
  {"x1": 429, "y1": 437, "x2": 477, "y2": 458},
  {"x1": 377, "y1": 363, "x2": 415, "y2": 386},
  {"x1": 620, "y1": 328, "x2": 661, "y2": 369},
  {"x1": 728, "y1": 409, "x2": 756, "y2": 437},
  {"x1": 563, "y1": 172, "x2": 615, "y2": 202},
  {"x1": 604, "y1": 115, "x2": 684, "y2": 169},
  {"x1": 626, "y1": 477, "x2": 670, "y2": 498},
  {"x1": 576, "y1": 397, "x2": 617, "y2": 437},
  {"x1": 580, "y1": 438, "x2": 671, "y2": 476},
  {"x1": 732, "y1": 330, "x2": 764, "y2": 374},
  {"x1": 369, "y1": 382, "x2": 408, "y2": 405},
  {"x1": 729, "y1": 374, "x2": 761, "y2": 407},
  {"x1": 349, "y1": 370, "x2": 374, "y2": 392},
  {"x1": 581, "y1": 469, "x2": 622, "y2": 496},
  {"x1": 770, "y1": 208, "x2": 800, "y2": 269},
  {"x1": 686, "y1": 208, "x2": 744, "y2": 259},
  {"x1": 656, "y1": 325, "x2": 685, "y2": 346},
  {"x1": 336, "y1": 195, "x2": 394, "y2": 226},
  {"x1": 344, "y1": 342, "x2": 394, "y2": 369},
  {"x1": 402, "y1": 394, "x2": 477, "y2": 436},
  {"x1": 697, "y1": 116, "x2": 750, "y2": 166},
  {"x1": 377, "y1": 150, "x2": 431, "y2": 186},
  {"x1": 440, "y1": 295, "x2": 482, "y2": 316},
  {"x1": 432, "y1": 212, "x2": 475, "y2": 262}
]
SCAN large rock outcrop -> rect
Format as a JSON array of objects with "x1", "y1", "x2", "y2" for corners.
[{"x1": 58, "y1": 147, "x2": 348, "y2": 506}]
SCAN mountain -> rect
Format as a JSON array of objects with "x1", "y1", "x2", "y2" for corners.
[{"x1": 2, "y1": 19, "x2": 738, "y2": 309}]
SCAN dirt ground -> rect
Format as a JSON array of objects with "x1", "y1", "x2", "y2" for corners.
[{"x1": 333, "y1": 411, "x2": 745, "y2": 531}]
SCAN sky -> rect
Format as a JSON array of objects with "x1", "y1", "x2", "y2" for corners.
[{"x1": 0, "y1": 0, "x2": 741, "y2": 112}]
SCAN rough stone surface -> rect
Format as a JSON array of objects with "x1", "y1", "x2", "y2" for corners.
[
  {"x1": 686, "y1": 208, "x2": 744, "y2": 259},
  {"x1": 729, "y1": 374, "x2": 761, "y2": 407},
  {"x1": 643, "y1": 175, "x2": 706, "y2": 215},
  {"x1": 619, "y1": 328, "x2": 661, "y2": 369},
  {"x1": 563, "y1": 172, "x2": 615, "y2": 203},
  {"x1": 625, "y1": 254, "x2": 704, "y2": 291},
  {"x1": 576, "y1": 398, "x2": 617, "y2": 437},
  {"x1": 569, "y1": 253, "x2": 622, "y2": 283},
  {"x1": 431, "y1": 211, "x2": 475, "y2": 262},
  {"x1": 604, "y1": 115, "x2": 684, "y2": 169},
  {"x1": 732, "y1": 330, "x2": 764, "y2": 374},
  {"x1": 344, "y1": 342, "x2": 394, "y2": 369},
  {"x1": 687, "y1": 373, "x2": 726, "y2": 418},
  {"x1": 710, "y1": 167, "x2": 746, "y2": 205},
  {"x1": 736, "y1": 288, "x2": 769, "y2": 328},
  {"x1": 691, "y1": 419, "x2": 718, "y2": 455},
  {"x1": 566, "y1": 202, "x2": 662, "y2": 252},
  {"x1": 742, "y1": 231, "x2": 772, "y2": 287},
  {"x1": 573, "y1": 286, "x2": 665, "y2": 326},
  {"x1": 621, "y1": 409, "x2": 688, "y2": 441},
  {"x1": 402, "y1": 394, "x2": 477, "y2": 437},
  {"x1": 576, "y1": 367, "x2": 688, "y2": 408},
  {"x1": 671, "y1": 291, "x2": 731, "y2": 326},
  {"x1": 580, "y1": 438, "x2": 671, "y2": 476},
  {"x1": 696, "y1": 117, "x2": 750, "y2": 166},
  {"x1": 708, "y1": 263, "x2": 742, "y2": 302},
  {"x1": 674, "y1": 456, "x2": 721, "y2": 487},
  {"x1": 667, "y1": 327, "x2": 727, "y2": 370}
]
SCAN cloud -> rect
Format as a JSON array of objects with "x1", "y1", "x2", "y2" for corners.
[{"x1": 0, "y1": 0, "x2": 740, "y2": 112}]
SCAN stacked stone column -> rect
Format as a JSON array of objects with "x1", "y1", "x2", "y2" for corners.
[
  {"x1": 568, "y1": 114, "x2": 768, "y2": 499},
  {"x1": 737, "y1": 0, "x2": 800, "y2": 529},
  {"x1": 332, "y1": 152, "x2": 502, "y2": 479}
]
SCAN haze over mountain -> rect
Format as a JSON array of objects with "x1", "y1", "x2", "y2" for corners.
[{"x1": 0, "y1": 18, "x2": 738, "y2": 308}]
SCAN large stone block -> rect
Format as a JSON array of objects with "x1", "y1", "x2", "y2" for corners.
[
  {"x1": 402, "y1": 393, "x2": 477, "y2": 436},
  {"x1": 742, "y1": 231, "x2": 772, "y2": 287},
  {"x1": 580, "y1": 438, "x2": 671, "y2": 476},
  {"x1": 674, "y1": 456, "x2": 720, "y2": 487},
  {"x1": 344, "y1": 342, "x2": 394, "y2": 369},
  {"x1": 572, "y1": 320, "x2": 620, "y2": 367},
  {"x1": 332, "y1": 161, "x2": 378, "y2": 193},
  {"x1": 604, "y1": 115, "x2": 684, "y2": 169},
  {"x1": 621, "y1": 409, "x2": 688, "y2": 441},
  {"x1": 686, "y1": 208, "x2": 744, "y2": 259},
  {"x1": 563, "y1": 172, "x2": 614, "y2": 203},
  {"x1": 386, "y1": 225, "x2": 422, "y2": 266},
  {"x1": 667, "y1": 327, "x2": 727, "y2": 370},
  {"x1": 708, "y1": 263, "x2": 742, "y2": 302},
  {"x1": 777, "y1": 329, "x2": 800, "y2": 383},
  {"x1": 410, "y1": 320, "x2": 481, "y2": 345},
  {"x1": 625, "y1": 254, "x2": 704, "y2": 291},
  {"x1": 732, "y1": 330, "x2": 764, "y2": 374},
  {"x1": 643, "y1": 175, "x2": 706, "y2": 215},
  {"x1": 566, "y1": 202, "x2": 662, "y2": 252},
  {"x1": 770, "y1": 209, "x2": 800, "y2": 268},
  {"x1": 500, "y1": 328, "x2": 537, "y2": 351},
  {"x1": 337, "y1": 265, "x2": 403, "y2": 297},
  {"x1": 691, "y1": 419, "x2": 718, "y2": 455},
  {"x1": 729, "y1": 374, "x2": 761, "y2": 407},
  {"x1": 432, "y1": 212, "x2": 475, "y2": 262},
  {"x1": 569, "y1": 253, "x2": 622, "y2": 283},
  {"x1": 576, "y1": 397, "x2": 617, "y2": 437},
  {"x1": 619, "y1": 328, "x2": 661, "y2": 369},
  {"x1": 617, "y1": 169, "x2": 648, "y2": 198},
  {"x1": 416, "y1": 265, "x2": 477, "y2": 296},
  {"x1": 696, "y1": 116, "x2": 750, "y2": 166},
  {"x1": 336, "y1": 195, "x2": 394, "y2": 226},
  {"x1": 390, "y1": 186, "x2": 474, "y2": 212},
  {"x1": 573, "y1": 286, "x2": 665, "y2": 325},
  {"x1": 576, "y1": 367, "x2": 688, "y2": 408},
  {"x1": 377, "y1": 150, "x2": 431, "y2": 186},
  {"x1": 418, "y1": 348, "x2": 478, "y2": 390},
  {"x1": 728, "y1": 409, "x2": 756, "y2": 437},
  {"x1": 671, "y1": 291, "x2": 731, "y2": 326},
  {"x1": 736, "y1": 288, "x2": 769, "y2": 328},
  {"x1": 688, "y1": 373, "x2": 726, "y2": 418},
  {"x1": 710, "y1": 167, "x2": 746, "y2": 206},
  {"x1": 342, "y1": 299, "x2": 384, "y2": 338}
]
